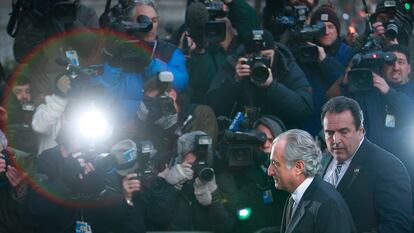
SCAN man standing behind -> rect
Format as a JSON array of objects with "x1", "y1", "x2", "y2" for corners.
[
  {"x1": 268, "y1": 129, "x2": 355, "y2": 233},
  {"x1": 321, "y1": 96, "x2": 412, "y2": 233}
]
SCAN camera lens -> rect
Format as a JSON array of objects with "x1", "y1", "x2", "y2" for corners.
[
  {"x1": 385, "y1": 22, "x2": 399, "y2": 40},
  {"x1": 199, "y1": 167, "x2": 215, "y2": 183},
  {"x1": 251, "y1": 63, "x2": 269, "y2": 84}
]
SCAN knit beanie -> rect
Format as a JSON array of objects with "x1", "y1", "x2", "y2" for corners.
[{"x1": 310, "y1": 4, "x2": 341, "y2": 34}]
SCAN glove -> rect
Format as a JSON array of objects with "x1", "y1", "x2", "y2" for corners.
[
  {"x1": 165, "y1": 162, "x2": 194, "y2": 186},
  {"x1": 194, "y1": 177, "x2": 214, "y2": 206},
  {"x1": 56, "y1": 75, "x2": 72, "y2": 96}
]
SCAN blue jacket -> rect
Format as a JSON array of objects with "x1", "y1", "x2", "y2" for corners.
[{"x1": 87, "y1": 41, "x2": 188, "y2": 122}]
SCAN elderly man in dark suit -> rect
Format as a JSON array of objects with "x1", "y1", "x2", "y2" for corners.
[
  {"x1": 321, "y1": 96, "x2": 413, "y2": 233},
  {"x1": 268, "y1": 129, "x2": 356, "y2": 233}
]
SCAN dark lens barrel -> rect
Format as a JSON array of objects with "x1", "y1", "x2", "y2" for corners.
[
  {"x1": 251, "y1": 62, "x2": 269, "y2": 83},
  {"x1": 199, "y1": 167, "x2": 215, "y2": 183}
]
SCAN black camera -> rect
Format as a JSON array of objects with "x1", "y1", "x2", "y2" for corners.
[
  {"x1": 219, "y1": 107, "x2": 266, "y2": 167},
  {"x1": 193, "y1": 135, "x2": 215, "y2": 183},
  {"x1": 243, "y1": 30, "x2": 272, "y2": 84},
  {"x1": 292, "y1": 21, "x2": 326, "y2": 63},
  {"x1": 348, "y1": 51, "x2": 397, "y2": 92},
  {"x1": 100, "y1": 0, "x2": 153, "y2": 34},
  {"x1": 244, "y1": 55, "x2": 271, "y2": 84},
  {"x1": 384, "y1": 19, "x2": 401, "y2": 41}
]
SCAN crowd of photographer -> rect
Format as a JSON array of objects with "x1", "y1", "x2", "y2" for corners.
[{"x1": 0, "y1": 0, "x2": 413, "y2": 232}]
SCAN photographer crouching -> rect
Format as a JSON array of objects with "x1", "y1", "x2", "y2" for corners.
[
  {"x1": 146, "y1": 131, "x2": 234, "y2": 232},
  {"x1": 28, "y1": 103, "x2": 118, "y2": 233},
  {"x1": 206, "y1": 29, "x2": 313, "y2": 129}
]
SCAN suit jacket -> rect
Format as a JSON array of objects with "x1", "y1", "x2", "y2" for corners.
[
  {"x1": 281, "y1": 177, "x2": 356, "y2": 233},
  {"x1": 323, "y1": 138, "x2": 413, "y2": 233}
]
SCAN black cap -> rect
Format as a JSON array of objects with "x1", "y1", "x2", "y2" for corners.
[{"x1": 244, "y1": 29, "x2": 275, "y2": 54}]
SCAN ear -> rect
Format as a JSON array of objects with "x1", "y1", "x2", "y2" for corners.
[
  {"x1": 168, "y1": 89, "x2": 177, "y2": 102},
  {"x1": 295, "y1": 160, "x2": 305, "y2": 175}
]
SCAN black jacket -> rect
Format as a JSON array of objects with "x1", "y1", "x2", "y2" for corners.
[
  {"x1": 281, "y1": 177, "x2": 356, "y2": 233},
  {"x1": 323, "y1": 139, "x2": 413, "y2": 233},
  {"x1": 206, "y1": 42, "x2": 313, "y2": 129}
]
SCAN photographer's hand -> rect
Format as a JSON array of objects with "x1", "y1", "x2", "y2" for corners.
[
  {"x1": 71, "y1": 152, "x2": 95, "y2": 180},
  {"x1": 56, "y1": 75, "x2": 72, "y2": 95},
  {"x1": 6, "y1": 166, "x2": 27, "y2": 188},
  {"x1": 373, "y1": 72, "x2": 390, "y2": 94},
  {"x1": 165, "y1": 162, "x2": 194, "y2": 188},
  {"x1": 235, "y1": 57, "x2": 251, "y2": 82},
  {"x1": 122, "y1": 173, "x2": 141, "y2": 202},
  {"x1": 193, "y1": 176, "x2": 218, "y2": 206},
  {"x1": 307, "y1": 42, "x2": 326, "y2": 61},
  {"x1": 372, "y1": 22, "x2": 385, "y2": 37}
]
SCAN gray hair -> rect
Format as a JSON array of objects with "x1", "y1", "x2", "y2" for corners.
[
  {"x1": 274, "y1": 129, "x2": 322, "y2": 177},
  {"x1": 132, "y1": 0, "x2": 158, "y2": 13}
]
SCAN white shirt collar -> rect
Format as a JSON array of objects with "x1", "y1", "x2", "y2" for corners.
[
  {"x1": 291, "y1": 176, "x2": 314, "y2": 209},
  {"x1": 323, "y1": 137, "x2": 365, "y2": 186}
]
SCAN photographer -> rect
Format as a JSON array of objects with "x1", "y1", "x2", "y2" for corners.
[
  {"x1": 136, "y1": 75, "x2": 219, "y2": 168},
  {"x1": 206, "y1": 29, "x2": 313, "y2": 129},
  {"x1": 299, "y1": 4, "x2": 356, "y2": 136},
  {"x1": 28, "y1": 118, "x2": 111, "y2": 233},
  {"x1": 369, "y1": 0, "x2": 413, "y2": 47},
  {"x1": 0, "y1": 130, "x2": 37, "y2": 233},
  {"x1": 1, "y1": 75, "x2": 37, "y2": 154},
  {"x1": 215, "y1": 115, "x2": 289, "y2": 233},
  {"x1": 176, "y1": 0, "x2": 260, "y2": 103},
  {"x1": 344, "y1": 44, "x2": 414, "y2": 214},
  {"x1": 148, "y1": 131, "x2": 234, "y2": 232},
  {"x1": 262, "y1": 0, "x2": 318, "y2": 44},
  {"x1": 10, "y1": 0, "x2": 99, "y2": 104},
  {"x1": 85, "y1": 0, "x2": 188, "y2": 125}
]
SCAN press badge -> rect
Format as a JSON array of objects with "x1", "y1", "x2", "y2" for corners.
[
  {"x1": 66, "y1": 50, "x2": 80, "y2": 66},
  {"x1": 75, "y1": 221, "x2": 92, "y2": 233},
  {"x1": 262, "y1": 189, "x2": 274, "y2": 204},
  {"x1": 385, "y1": 114, "x2": 396, "y2": 128}
]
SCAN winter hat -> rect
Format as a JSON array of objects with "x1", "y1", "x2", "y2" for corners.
[
  {"x1": 176, "y1": 131, "x2": 210, "y2": 164},
  {"x1": 244, "y1": 29, "x2": 275, "y2": 54},
  {"x1": 253, "y1": 115, "x2": 286, "y2": 138},
  {"x1": 111, "y1": 139, "x2": 139, "y2": 176},
  {"x1": 310, "y1": 4, "x2": 341, "y2": 34}
]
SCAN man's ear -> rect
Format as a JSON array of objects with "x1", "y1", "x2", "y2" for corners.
[{"x1": 295, "y1": 160, "x2": 305, "y2": 175}]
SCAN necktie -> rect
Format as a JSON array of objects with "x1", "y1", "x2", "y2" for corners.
[
  {"x1": 285, "y1": 196, "x2": 295, "y2": 226},
  {"x1": 332, "y1": 162, "x2": 344, "y2": 187}
]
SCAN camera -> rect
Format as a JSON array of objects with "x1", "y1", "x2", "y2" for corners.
[
  {"x1": 219, "y1": 107, "x2": 266, "y2": 167},
  {"x1": 384, "y1": 19, "x2": 401, "y2": 41},
  {"x1": 0, "y1": 150, "x2": 15, "y2": 183},
  {"x1": 193, "y1": 135, "x2": 215, "y2": 183},
  {"x1": 243, "y1": 30, "x2": 271, "y2": 84},
  {"x1": 292, "y1": 21, "x2": 326, "y2": 63},
  {"x1": 348, "y1": 51, "x2": 397, "y2": 92}
]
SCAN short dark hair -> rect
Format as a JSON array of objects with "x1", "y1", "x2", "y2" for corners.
[
  {"x1": 321, "y1": 96, "x2": 364, "y2": 130},
  {"x1": 383, "y1": 44, "x2": 411, "y2": 64}
]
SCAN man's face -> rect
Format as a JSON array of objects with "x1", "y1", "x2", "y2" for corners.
[
  {"x1": 183, "y1": 152, "x2": 197, "y2": 165},
  {"x1": 323, "y1": 110, "x2": 364, "y2": 162},
  {"x1": 318, "y1": 22, "x2": 338, "y2": 47},
  {"x1": 133, "y1": 5, "x2": 158, "y2": 42},
  {"x1": 12, "y1": 84, "x2": 31, "y2": 104},
  {"x1": 383, "y1": 52, "x2": 411, "y2": 85},
  {"x1": 267, "y1": 139, "x2": 297, "y2": 193},
  {"x1": 256, "y1": 124, "x2": 274, "y2": 153}
]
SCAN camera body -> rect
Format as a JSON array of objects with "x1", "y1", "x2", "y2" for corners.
[
  {"x1": 192, "y1": 135, "x2": 215, "y2": 183},
  {"x1": 219, "y1": 107, "x2": 266, "y2": 167},
  {"x1": 244, "y1": 55, "x2": 271, "y2": 84},
  {"x1": 348, "y1": 51, "x2": 397, "y2": 92},
  {"x1": 244, "y1": 30, "x2": 272, "y2": 84}
]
